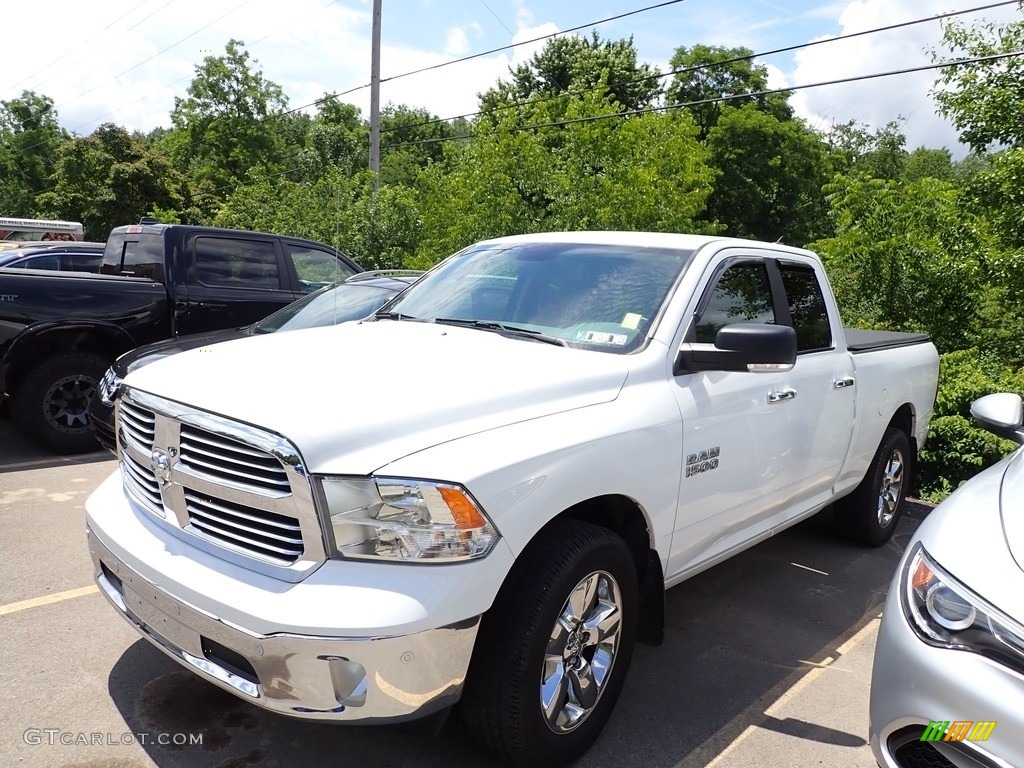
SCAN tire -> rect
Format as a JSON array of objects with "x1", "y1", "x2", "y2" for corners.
[
  {"x1": 459, "y1": 520, "x2": 639, "y2": 767},
  {"x1": 834, "y1": 427, "x2": 911, "y2": 547},
  {"x1": 11, "y1": 350, "x2": 108, "y2": 454}
]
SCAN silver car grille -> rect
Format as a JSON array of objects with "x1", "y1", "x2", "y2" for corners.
[{"x1": 115, "y1": 388, "x2": 325, "y2": 580}]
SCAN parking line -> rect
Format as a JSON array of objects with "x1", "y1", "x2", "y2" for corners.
[{"x1": 0, "y1": 585, "x2": 99, "y2": 617}]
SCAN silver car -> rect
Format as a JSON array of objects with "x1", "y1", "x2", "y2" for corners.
[{"x1": 870, "y1": 392, "x2": 1024, "y2": 768}]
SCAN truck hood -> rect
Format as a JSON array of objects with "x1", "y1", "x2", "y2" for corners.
[{"x1": 125, "y1": 320, "x2": 631, "y2": 474}]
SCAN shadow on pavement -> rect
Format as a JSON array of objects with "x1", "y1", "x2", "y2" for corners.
[{"x1": 103, "y1": 503, "x2": 929, "y2": 768}]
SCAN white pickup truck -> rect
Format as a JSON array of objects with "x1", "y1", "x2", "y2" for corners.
[{"x1": 86, "y1": 231, "x2": 939, "y2": 766}]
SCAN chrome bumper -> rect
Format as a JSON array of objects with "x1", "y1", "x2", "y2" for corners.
[{"x1": 88, "y1": 525, "x2": 479, "y2": 723}]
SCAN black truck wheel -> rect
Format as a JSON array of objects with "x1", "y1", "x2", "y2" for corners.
[
  {"x1": 834, "y1": 427, "x2": 911, "y2": 547},
  {"x1": 459, "y1": 520, "x2": 638, "y2": 767},
  {"x1": 12, "y1": 351, "x2": 108, "y2": 454}
]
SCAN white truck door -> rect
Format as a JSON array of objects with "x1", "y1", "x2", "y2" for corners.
[
  {"x1": 667, "y1": 255, "x2": 793, "y2": 578},
  {"x1": 769, "y1": 259, "x2": 855, "y2": 513}
]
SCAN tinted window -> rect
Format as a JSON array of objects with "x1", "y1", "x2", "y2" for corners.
[
  {"x1": 102, "y1": 232, "x2": 165, "y2": 281},
  {"x1": 194, "y1": 237, "x2": 281, "y2": 289},
  {"x1": 780, "y1": 262, "x2": 832, "y2": 352},
  {"x1": 286, "y1": 245, "x2": 356, "y2": 292},
  {"x1": 695, "y1": 262, "x2": 776, "y2": 343}
]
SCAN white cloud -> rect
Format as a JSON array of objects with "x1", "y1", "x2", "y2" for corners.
[{"x1": 789, "y1": 0, "x2": 1019, "y2": 153}]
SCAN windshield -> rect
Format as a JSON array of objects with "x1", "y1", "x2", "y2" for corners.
[
  {"x1": 256, "y1": 282, "x2": 400, "y2": 333},
  {"x1": 383, "y1": 241, "x2": 694, "y2": 353}
]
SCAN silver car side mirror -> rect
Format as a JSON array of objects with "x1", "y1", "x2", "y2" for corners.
[{"x1": 970, "y1": 392, "x2": 1024, "y2": 444}]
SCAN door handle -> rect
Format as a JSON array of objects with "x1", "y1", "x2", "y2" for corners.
[
  {"x1": 833, "y1": 376, "x2": 855, "y2": 389},
  {"x1": 767, "y1": 388, "x2": 797, "y2": 404}
]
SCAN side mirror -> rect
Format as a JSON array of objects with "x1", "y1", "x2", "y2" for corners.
[
  {"x1": 970, "y1": 392, "x2": 1024, "y2": 444},
  {"x1": 675, "y1": 323, "x2": 797, "y2": 374}
]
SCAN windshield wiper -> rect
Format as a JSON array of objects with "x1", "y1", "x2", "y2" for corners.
[
  {"x1": 433, "y1": 318, "x2": 567, "y2": 346},
  {"x1": 373, "y1": 310, "x2": 421, "y2": 321}
]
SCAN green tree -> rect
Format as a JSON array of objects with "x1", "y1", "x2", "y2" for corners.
[
  {"x1": 666, "y1": 45, "x2": 791, "y2": 139},
  {"x1": 823, "y1": 120, "x2": 908, "y2": 180},
  {"x1": 214, "y1": 169, "x2": 421, "y2": 270},
  {"x1": 0, "y1": 91, "x2": 69, "y2": 215},
  {"x1": 903, "y1": 147, "x2": 955, "y2": 183},
  {"x1": 296, "y1": 97, "x2": 368, "y2": 181},
  {"x1": 36, "y1": 123, "x2": 185, "y2": 240},
  {"x1": 703, "y1": 105, "x2": 831, "y2": 244},
  {"x1": 417, "y1": 89, "x2": 714, "y2": 260},
  {"x1": 933, "y1": 12, "x2": 1024, "y2": 151},
  {"x1": 809, "y1": 173, "x2": 985, "y2": 353},
  {"x1": 379, "y1": 104, "x2": 463, "y2": 186},
  {"x1": 479, "y1": 32, "x2": 662, "y2": 121},
  {"x1": 166, "y1": 39, "x2": 289, "y2": 194}
]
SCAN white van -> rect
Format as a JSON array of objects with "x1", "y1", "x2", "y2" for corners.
[{"x1": 0, "y1": 216, "x2": 84, "y2": 244}]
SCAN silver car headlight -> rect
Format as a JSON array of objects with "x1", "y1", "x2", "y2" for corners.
[
  {"x1": 97, "y1": 367, "x2": 122, "y2": 406},
  {"x1": 316, "y1": 476, "x2": 499, "y2": 562},
  {"x1": 901, "y1": 543, "x2": 1024, "y2": 674}
]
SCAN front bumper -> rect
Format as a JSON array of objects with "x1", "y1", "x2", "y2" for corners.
[
  {"x1": 869, "y1": 567, "x2": 1023, "y2": 768},
  {"x1": 89, "y1": 525, "x2": 480, "y2": 722}
]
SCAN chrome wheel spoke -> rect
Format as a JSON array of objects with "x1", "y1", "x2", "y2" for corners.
[
  {"x1": 567, "y1": 574, "x2": 599, "y2": 624},
  {"x1": 582, "y1": 600, "x2": 620, "y2": 645},
  {"x1": 567, "y1": 659, "x2": 599, "y2": 711},
  {"x1": 541, "y1": 659, "x2": 569, "y2": 727},
  {"x1": 547, "y1": 616, "x2": 573, "y2": 656}
]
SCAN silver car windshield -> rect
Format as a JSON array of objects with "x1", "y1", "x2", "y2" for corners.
[{"x1": 383, "y1": 241, "x2": 694, "y2": 353}]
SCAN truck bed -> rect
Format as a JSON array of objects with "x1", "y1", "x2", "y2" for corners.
[{"x1": 844, "y1": 328, "x2": 931, "y2": 353}]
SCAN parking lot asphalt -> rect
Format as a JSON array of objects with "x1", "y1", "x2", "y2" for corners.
[{"x1": 0, "y1": 413, "x2": 924, "y2": 768}]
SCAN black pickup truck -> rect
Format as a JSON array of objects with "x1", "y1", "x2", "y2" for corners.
[{"x1": 0, "y1": 221, "x2": 360, "y2": 453}]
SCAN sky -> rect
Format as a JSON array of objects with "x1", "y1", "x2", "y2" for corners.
[{"x1": 1, "y1": 0, "x2": 1020, "y2": 155}]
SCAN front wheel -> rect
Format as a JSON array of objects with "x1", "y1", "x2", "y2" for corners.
[
  {"x1": 459, "y1": 520, "x2": 639, "y2": 767},
  {"x1": 834, "y1": 427, "x2": 911, "y2": 547},
  {"x1": 11, "y1": 351, "x2": 108, "y2": 454}
]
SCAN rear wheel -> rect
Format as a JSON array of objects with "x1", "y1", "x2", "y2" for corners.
[
  {"x1": 834, "y1": 427, "x2": 910, "y2": 547},
  {"x1": 12, "y1": 351, "x2": 107, "y2": 454},
  {"x1": 459, "y1": 520, "x2": 638, "y2": 767}
]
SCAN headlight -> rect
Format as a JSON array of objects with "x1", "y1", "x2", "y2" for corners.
[
  {"x1": 316, "y1": 476, "x2": 499, "y2": 562},
  {"x1": 901, "y1": 543, "x2": 1024, "y2": 674},
  {"x1": 97, "y1": 367, "x2": 122, "y2": 406}
]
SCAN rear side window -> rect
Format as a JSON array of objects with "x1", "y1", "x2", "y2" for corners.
[
  {"x1": 695, "y1": 261, "x2": 776, "y2": 343},
  {"x1": 194, "y1": 237, "x2": 281, "y2": 289},
  {"x1": 779, "y1": 262, "x2": 832, "y2": 352},
  {"x1": 102, "y1": 232, "x2": 165, "y2": 281},
  {"x1": 286, "y1": 245, "x2": 356, "y2": 292}
]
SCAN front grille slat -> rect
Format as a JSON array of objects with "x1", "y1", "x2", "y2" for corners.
[
  {"x1": 183, "y1": 491, "x2": 302, "y2": 534},
  {"x1": 185, "y1": 490, "x2": 303, "y2": 562},
  {"x1": 122, "y1": 452, "x2": 162, "y2": 511},
  {"x1": 179, "y1": 449, "x2": 290, "y2": 489},
  {"x1": 119, "y1": 401, "x2": 156, "y2": 450},
  {"x1": 179, "y1": 426, "x2": 290, "y2": 495}
]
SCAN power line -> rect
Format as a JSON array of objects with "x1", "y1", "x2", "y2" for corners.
[
  {"x1": 2, "y1": 0, "x2": 165, "y2": 94},
  {"x1": 379, "y1": 0, "x2": 1020, "y2": 137},
  {"x1": 382, "y1": 49, "x2": 1024, "y2": 150},
  {"x1": 477, "y1": 0, "x2": 514, "y2": 37}
]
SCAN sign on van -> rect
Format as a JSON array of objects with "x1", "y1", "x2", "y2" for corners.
[{"x1": 0, "y1": 217, "x2": 84, "y2": 242}]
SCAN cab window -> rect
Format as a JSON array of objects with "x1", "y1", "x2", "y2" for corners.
[
  {"x1": 779, "y1": 262, "x2": 832, "y2": 352},
  {"x1": 695, "y1": 261, "x2": 776, "y2": 343}
]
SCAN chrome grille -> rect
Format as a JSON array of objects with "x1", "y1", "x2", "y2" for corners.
[
  {"x1": 184, "y1": 489, "x2": 303, "y2": 563},
  {"x1": 120, "y1": 399, "x2": 156, "y2": 450},
  {"x1": 122, "y1": 451, "x2": 163, "y2": 512},
  {"x1": 179, "y1": 425, "x2": 290, "y2": 495}
]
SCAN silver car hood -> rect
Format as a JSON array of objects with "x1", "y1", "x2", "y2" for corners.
[{"x1": 1000, "y1": 447, "x2": 1024, "y2": 574}]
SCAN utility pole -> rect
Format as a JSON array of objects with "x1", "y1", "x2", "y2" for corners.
[{"x1": 369, "y1": 0, "x2": 382, "y2": 189}]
